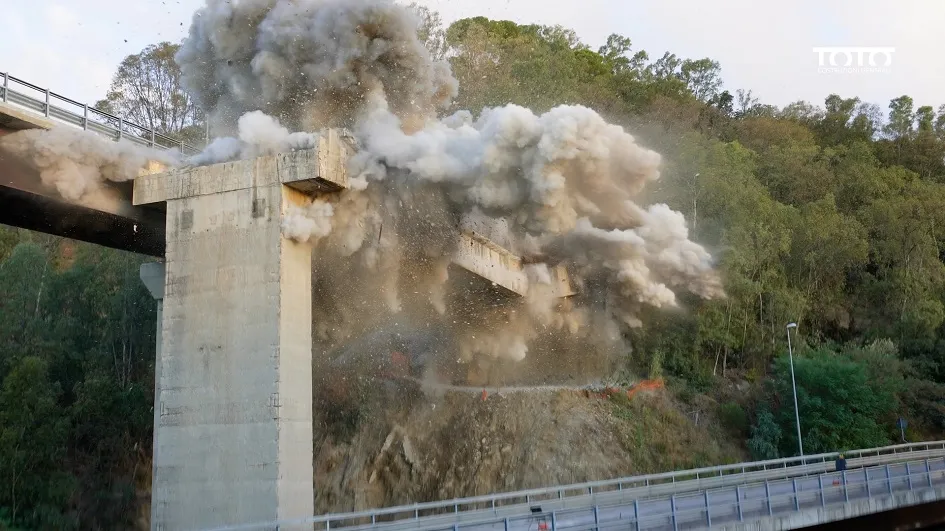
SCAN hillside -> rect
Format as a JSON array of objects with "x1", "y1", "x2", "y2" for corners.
[{"x1": 312, "y1": 378, "x2": 745, "y2": 514}]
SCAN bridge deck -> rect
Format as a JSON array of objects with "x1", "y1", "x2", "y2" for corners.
[
  {"x1": 0, "y1": 145, "x2": 166, "y2": 256},
  {"x1": 0, "y1": 76, "x2": 181, "y2": 256}
]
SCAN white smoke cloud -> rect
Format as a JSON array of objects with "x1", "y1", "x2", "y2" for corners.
[
  {"x1": 170, "y1": 0, "x2": 724, "y2": 375},
  {"x1": 4, "y1": 0, "x2": 724, "y2": 382},
  {"x1": 349, "y1": 103, "x2": 664, "y2": 238},
  {"x1": 282, "y1": 199, "x2": 334, "y2": 243},
  {"x1": 0, "y1": 126, "x2": 177, "y2": 208},
  {"x1": 176, "y1": 0, "x2": 458, "y2": 134},
  {"x1": 189, "y1": 111, "x2": 317, "y2": 165}
]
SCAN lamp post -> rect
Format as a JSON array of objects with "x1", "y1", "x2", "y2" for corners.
[{"x1": 786, "y1": 322, "x2": 803, "y2": 457}]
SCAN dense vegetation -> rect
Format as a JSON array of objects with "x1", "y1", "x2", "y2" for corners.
[
  {"x1": 3, "y1": 8, "x2": 945, "y2": 528},
  {"x1": 0, "y1": 238, "x2": 155, "y2": 529}
]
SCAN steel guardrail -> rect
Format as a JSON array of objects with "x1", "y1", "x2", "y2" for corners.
[
  {"x1": 207, "y1": 440, "x2": 945, "y2": 530},
  {"x1": 414, "y1": 456, "x2": 945, "y2": 530},
  {"x1": 332, "y1": 446, "x2": 945, "y2": 531},
  {"x1": 1, "y1": 71, "x2": 202, "y2": 156}
]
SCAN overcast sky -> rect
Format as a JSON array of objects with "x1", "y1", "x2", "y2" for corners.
[{"x1": 1, "y1": 0, "x2": 942, "y2": 115}]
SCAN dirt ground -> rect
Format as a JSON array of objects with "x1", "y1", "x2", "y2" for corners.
[{"x1": 312, "y1": 377, "x2": 745, "y2": 514}]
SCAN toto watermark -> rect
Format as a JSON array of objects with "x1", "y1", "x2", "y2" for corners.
[{"x1": 813, "y1": 47, "x2": 895, "y2": 74}]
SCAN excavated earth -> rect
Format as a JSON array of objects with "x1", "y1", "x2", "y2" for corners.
[{"x1": 312, "y1": 376, "x2": 745, "y2": 514}]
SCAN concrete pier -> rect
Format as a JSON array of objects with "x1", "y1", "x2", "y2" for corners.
[
  {"x1": 133, "y1": 132, "x2": 573, "y2": 529},
  {"x1": 136, "y1": 140, "x2": 350, "y2": 530},
  {"x1": 138, "y1": 261, "x2": 166, "y2": 529}
]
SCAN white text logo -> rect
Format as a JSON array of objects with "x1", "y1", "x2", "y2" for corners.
[{"x1": 813, "y1": 47, "x2": 894, "y2": 74}]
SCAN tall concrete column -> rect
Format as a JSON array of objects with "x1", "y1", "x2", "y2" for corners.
[
  {"x1": 139, "y1": 261, "x2": 166, "y2": 530},
  {"x1": 134, "y1": 141, "x2": 351, "y2": 530}
]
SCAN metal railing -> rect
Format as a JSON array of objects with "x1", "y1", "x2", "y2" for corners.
[
  {"x1": 208, "y1": 440, "x2": 945, "y2": 530},
  {"x1": 419, "y1": 456, "x2": 945, "y2": 530},
  {"x1": 0, "y1": 71, "x2": 201, "y2": 155}
]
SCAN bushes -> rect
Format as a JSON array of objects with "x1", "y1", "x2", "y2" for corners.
[
  {"x1": 748, "y1": 342, "x2": 901, "y2": 458},
  {"x1": 719, "y1": 401, "x2": 748, "y2": 437},
  {"x1": 748, "y1": 409, "x2": 781, "y2": 460}
]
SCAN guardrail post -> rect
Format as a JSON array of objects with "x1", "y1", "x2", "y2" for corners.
[
  {"x1": 83, "y1": 104, "x2": 89, "y2": 130},
  {"x1": 704, "y1": 491, "x2": 711, "y2": 526},
  {"x1": 886, "y1": 464, "x2": 893, "y2": 494},
  {"x1": 118, "y1": 117, "x2": 123, "y2": 141},
  {"x1": 671, "y1": 495, "x2": 678, "y2": 531},
  {"x1": 842, "y1": 471, "x2": 849, "y2": 502},
  {"x1": 551, "y1": 511, "x2": 557, "y2": 531},
  {"x1": 906, "y1": 463, "x2": 913, "y2": 491},
  {"x1": 150, "y1": 128, "x2": 156, "y2": 147},
  {"x1": 765, "y1": 481, "x2": 773, "y2": 515},
  {"x1": 2, "y1": 72, "x2": 7, "y2": 101},
  {"x1": 865, "y1": 469, "x2": 871, "y2": 498},
  {"x1": 927, "y1": 459, "x2": 934, "y2": 487},
  {"x1": 593, "y1": 505, "x2": 600, "y2": 527},
  {"x1": 634, "y1": 499, "x2": 641, "y2": 531},
  {"x1": 504, "y1": 517, "x2": 510, "y2": 531},
  {"x1": 818, "y1": 475, "x2": 826, "y2": 507},
  {"x1": 179, "y1": 139, "x2": 185, "y2": 154},
  {"x1": 44, "y1": 89, "x2": 50, "y2": 117},
  {"x1": 736, "y1": 486, "x2": 743, "y2": 521},
  {"x1": 793, "y1": 478, "x2": 799, "y2": 510}
]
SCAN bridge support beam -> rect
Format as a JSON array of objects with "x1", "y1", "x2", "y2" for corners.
[{"x1": 139, "y1": 150, "x2": 349, "y2": 530}]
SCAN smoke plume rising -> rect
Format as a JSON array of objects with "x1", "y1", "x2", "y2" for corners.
[
  {"x1": 189, "y1": 111, "x2": 317, "y2": 166},
  {"x1": 173, "y1": 0, "x2": 724, "y2": 381},
  {"x1": 176, "y1": 0, "x2": 457, "y2": 134}
]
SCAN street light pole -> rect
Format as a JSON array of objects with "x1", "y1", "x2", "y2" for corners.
[{"x1": 786, "y1": 322, "x2": 803, "y2": 457}]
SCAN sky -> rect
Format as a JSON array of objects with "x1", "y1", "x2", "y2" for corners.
[{"x1": 1, "y1": 0, "x2": 943, "y2": 115}]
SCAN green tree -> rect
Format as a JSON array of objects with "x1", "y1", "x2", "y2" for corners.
[
  {"x1": 409, "y1": 3, "x2": 448, "y2": 60},
  {"x1": 96, "y1": 42, "x2": 205, "y2": 146},
  {"x1": 916, "y1": 105, "x2": 935, "y2": 133},
  {"x1": 759, "y1": 347, "x2": 898, "y2": 457},
  {"x1": 886, "y1": 95, "x2": 916, "y2": 140},
  {"x1": 0, "y1": 357, "x2": 74, "y2": 529},
  {"x1": 748, "y1": 409, "x2": 782, "y2": 460},
  {"x1": 679, "y1": 58, "x2": 723, "y2": 102}
]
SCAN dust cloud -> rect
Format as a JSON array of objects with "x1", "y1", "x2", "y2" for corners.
[
  {"x1": 0, "y1": 126, "x2": 176, "y2": 211},
  {"x1": 175, "y1": 0, "x2": 724, "y2": 380},
  {"x1": 3, "y1": 0, "x2": 724, "y2": 385},
  {"x1": 176, "y1": 0, "x2": 457, "y2": 134}
]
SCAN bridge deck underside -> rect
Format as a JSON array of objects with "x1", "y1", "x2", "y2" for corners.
[{"x1": 0, "y1": 147, "x2": 164, "y2": 256}]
